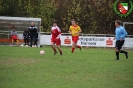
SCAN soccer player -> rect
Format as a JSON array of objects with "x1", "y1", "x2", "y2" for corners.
[
  {"x1": 69, "y1": 19, "x2": 82, "y2": 53},
  {"x1": 51, "y1": 20, "x2": 63, "y2": 55},
  {"x1": 114, "y1": 20, "x2": 128, "y2": 60}
]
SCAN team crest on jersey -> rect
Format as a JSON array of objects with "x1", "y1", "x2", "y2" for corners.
[{"x1": 114, "y1": 0, "x2": 133, "y2": 17}]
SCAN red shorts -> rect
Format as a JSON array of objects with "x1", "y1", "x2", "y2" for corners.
[
  {"x1": 72, "y1": 36, "x2": 79, "y2": 43},
  {"x1": 51, "y1": 38, "x2": 61, "y2": 46},
  {"x1": 11, "y1": 35, "x2": 18, "y2": 42},
  {"x1": 11, "y1": 35, "x2": 18, "y2": 39}
]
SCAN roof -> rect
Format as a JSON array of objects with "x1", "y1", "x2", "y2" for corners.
[{"x1": 0, "y1": 16, "x2": 41, "y2": 21}]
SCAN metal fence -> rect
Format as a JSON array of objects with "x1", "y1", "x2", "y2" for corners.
[{"x1": 40, "y1": 32, "x2": 133, "y2": 37}]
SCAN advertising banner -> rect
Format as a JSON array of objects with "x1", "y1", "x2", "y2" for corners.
[{"x1": 40, "y1": 35, "x2": 133, "y2": 48}]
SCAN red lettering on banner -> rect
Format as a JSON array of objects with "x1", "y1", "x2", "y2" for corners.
[
  {"x1": 106, "y1": 38, "x2": 113, "y2": 46},
  {"x1": 64, "y1": 37, "x2": 71, "y2": 44}
]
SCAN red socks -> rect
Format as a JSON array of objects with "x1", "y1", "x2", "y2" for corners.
[
  {"x1": 77, "y1": 45, "x2": 81, "y2": 48},
  {"x1": 52, "y1": 46, "x2": 63, "y2": 55},
  {"x1": 59, "y1": 50, "x2": 62, "y2": 55},
  {"x1": 52, "y1": 48, "x2": 57, "y2": 52},
  {"x1": 72, "y1": 48, "x2": 75, "y2": 53},
  {"x1": 72, "y1": 45, "x2": 81, "y2": 53}
]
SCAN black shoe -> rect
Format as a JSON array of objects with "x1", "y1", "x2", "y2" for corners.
[
  {"x1": 54, "y1": 52, "x2": 57, "y2": 55},
  {"x1": 125, "y1": 52, "x2": 128, "y2": 59},
  {"x1": 60, "y1": 53, "x2": 63, "y2": 55},
  {"x1": 115, "y1": 59, "x2": 119, "y2": 60}
]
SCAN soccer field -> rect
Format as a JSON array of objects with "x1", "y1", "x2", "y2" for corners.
[{"x1": 0, "y1": 46, "x2": 133, "y2": 88}]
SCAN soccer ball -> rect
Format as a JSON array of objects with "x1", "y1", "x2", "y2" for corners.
[{"x1": 40, "y1": 50, "x2": 45, "y2": 55}]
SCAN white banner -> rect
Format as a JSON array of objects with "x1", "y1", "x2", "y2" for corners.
[
  {"x1": 124, "y1": 38, "x2": 133, "y2": 48},
  {"x1": 78, "y1": 36, "x2": 115, "y2": 47},
  {"x1": 40, "y1": 35, "x2": 51, "y2": 45},
  {"x1": 39, "y1": 35, "x2": 133, "y2": 48}
]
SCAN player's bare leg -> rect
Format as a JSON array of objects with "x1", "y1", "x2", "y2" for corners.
[
  {"x1": 16, "y1": 39, "x2": 19, "y2": 46},
  {"x1": 56, "y1": 45, "x2": 63, "y2": 55},
  {"x1": 11, "y1": 39, "x2": 14, "y2": 45},
  {"x1": 51, "y1": 42, "x2": 57, "y2": 55}
]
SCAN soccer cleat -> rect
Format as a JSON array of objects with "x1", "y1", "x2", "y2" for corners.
[
  {"x1": 60, "y1": 53, "x2": 63, "y2": 55},
  {"x1": 125, "y1": 52, "x2": 128, "y2": 59},
  {"x1": 68, "y1": 52, "x2": 72, "y2": 54},
  {"x1": 115, "y1": 59, "x2": 119, "y2": 60},
  {"x1": 80, "y1": 48, "x2": 82, "y2": 52},
  {"x1": 54, "y1": 52, "x2": 57, "y2": 55}
]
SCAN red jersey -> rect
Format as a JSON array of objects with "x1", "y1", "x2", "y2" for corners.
[{"x1": 51, "y1": 26, "x2": 61, "y2": 39}]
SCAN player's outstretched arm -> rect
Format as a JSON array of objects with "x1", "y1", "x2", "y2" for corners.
[
  {"x1": 56, "y1": 27, "x2": 61, "y2": 39},
  {"x1": 79, "y1": 30, "x2": 82, "y2": 33}
]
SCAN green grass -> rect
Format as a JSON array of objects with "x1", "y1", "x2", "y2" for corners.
[{"x1": 0, "y1": 46, "x2": 133, "y2": 88}]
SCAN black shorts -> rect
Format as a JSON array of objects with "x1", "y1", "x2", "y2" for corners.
[{"x1": 115, "y1": 40, "x2": 125, "y2": 50}]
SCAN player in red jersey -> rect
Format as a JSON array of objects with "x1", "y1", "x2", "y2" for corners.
[
  {"x1": 69, "y1": 19, "x2": 82, "y2": 53},
  {"x1": 51, "y1": 20, "x2": 63, "y2": 55}
]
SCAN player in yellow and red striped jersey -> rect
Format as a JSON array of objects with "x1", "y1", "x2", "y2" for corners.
[{"x1": 68, "y1": 19, "x2": 82, "y2": 53}]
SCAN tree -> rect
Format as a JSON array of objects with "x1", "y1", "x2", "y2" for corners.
[{"x1": 0, "y1": 0, "x2": 132, "y2": 34}]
